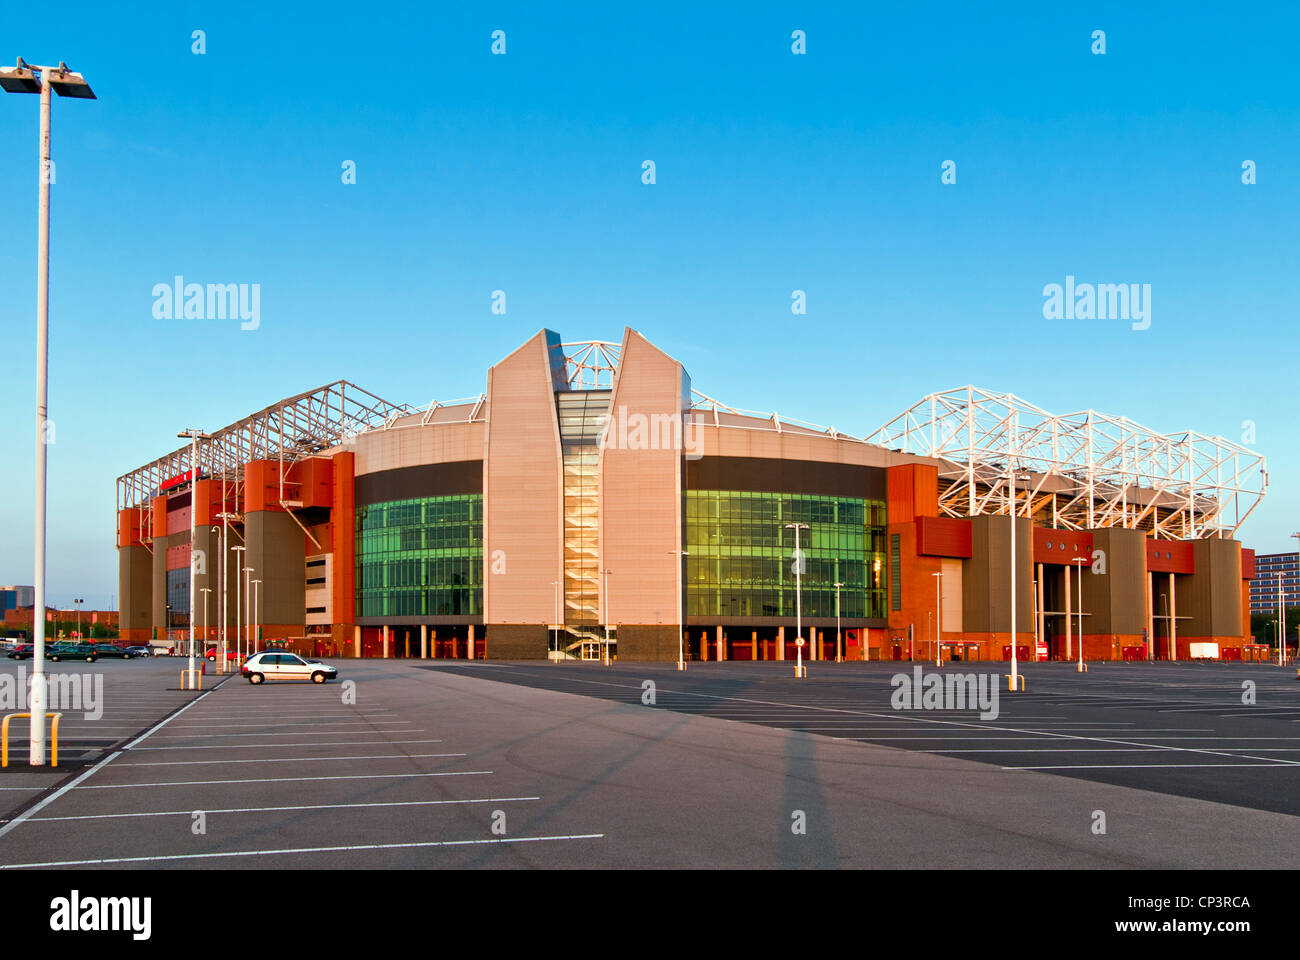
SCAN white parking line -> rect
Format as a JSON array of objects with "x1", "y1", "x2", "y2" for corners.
[
  {"x1": 0, "y1": 833, "x2": 606, "y2": 869},
  {"x1": 0, "y1": 679, "x2": 228, "y2": 841},
  {"x1": 114, "y1": 753, "x2": 467, "y2": 767},
  {"x1": 162, "y1": 720, "x2": 413, "y2": 728},
  {"x1": 148, "y1": 730, "x2": 425, "y2": 739},
  {"x1": 20, "y1": 796, "x2": 542, "y2": 822},
  {"x1": 78, "y1": 770, "x2": 493, "y2": 789},
  {"x1": 1008, "y1": 762, "x2": 1300, "y2": 770},
  {"x1": 125, "y1": 739, "x2": 445, "y2": 751}
]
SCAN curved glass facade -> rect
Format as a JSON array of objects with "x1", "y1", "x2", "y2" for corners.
[
  {"x1": 685, "y1": 490, "x2": 887, "y2": 620},
  {"x1": 356, "y1": 494, "x2": 483, "y2": 618}
]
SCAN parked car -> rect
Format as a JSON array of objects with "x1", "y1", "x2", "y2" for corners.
[
  {"x1": 92, "y1": 643, "x2": 135, "y2": 659},
  {"x1": 204, "y1": 645, "x2": 241, "y2": 663},
  {"x1": 241, "y1": 651, "x2": 338, "y2": 685},
  {"x1": 48, "y1": 643, "x2": 97, "y2": 662},
  {"x1": 125, "y1": 645, "x2": 152, "y2": 657},
  {"x1": 6, "y1": 644, "x2": 34, "y2": 660}
]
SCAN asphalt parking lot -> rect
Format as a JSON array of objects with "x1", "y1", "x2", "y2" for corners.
[
  {"x1": 0, "y1": 656, "x2": 211, "y2": 811},
  {"x1": 428, "y1": 659, "x2": 1300, "y2": 818},
  {"x1": 1, "y1": 657, "x2": 1298, "y2": 869}
]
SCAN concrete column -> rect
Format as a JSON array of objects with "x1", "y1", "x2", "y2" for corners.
[
  {"x1": 468, "y1": 624, "x2": 476, "y2": 660},
  {"x1": 778, "y1": 625, "x2": 785, "y2": 660},
  {"x1": 716, "y1": 625, "x2": 725, "y2": 661},
  {"x1": 420, "y1": 624, "x2": 428, "y2": 658},
  {"x1": 1146, "y1": 572, "x2": 1155, "y2": 660},
  {"x1": 752, "y1": 630, "x2": 758, "y2": 661},
  {"x1": 1064, "y1": 566, "x2": 1072, "y2": 660},
  {"x1": 1036, "y1": 564, "x2": 1045, "y2": 661},
  {"x1": 1168, "y1": 572, "x2": 1177, "y2": 661},
  {"x1": 432, "y1": 629, "x2": 438, "y2": 658},
  {"x1": 353, "y1": 624, "x2": 361, "y2": 659},
  {"x1": 382, "y1": 624, "x2": 389, "y2": 659},
  {"x1": 811, "y1": 626, "x2": 819, "y2": 661}
]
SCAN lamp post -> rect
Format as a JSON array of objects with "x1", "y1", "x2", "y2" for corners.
[
  {"x1": 1008, "y1": 469, "x2": 1031, "y2": 691},
  {"x1": 932, "y1": 571, "x2": 943, "y2": 666},
  {"x1": 74, "y1": 597, "x2": 83, "y2": 640},
  {"x1": 833, "y1": 581, "x2": 843, "y2": 663},
  {"x1": 1290, "y1": 533, "x2": 1300, "y2": 665},
  {"x1": 1279, "y1": 571, "x2": 1286, "y2": 667},
  {"x1": 550, "y1": 580, "x2": 560, "y2": 663},
  {"x1": 231, "y1": 545, "x2": 245, "y2": 663},
  {"x1": 177, "y1": 428, "x2": 210, "y2": 683},
  {"x1": 668, "y1": 550, "x2": 689, "y2": 670},
  {"x1": 602, "y1": 568, "x2": 613, "y2": 666},
  {"x1": 785, "y1": 522, "x2": 809, "y2": 679},
  {"x1": 2, "y1": 58, "x2": 97, "y2": 765},
  {"x1": 200, "y1": 587, "x2": 211, "y2": 658},
  {"x1": 217, "y1": 511, "x2": 239, "y2": 672},
  {"x1": 244, "y1": 565, "x2": 253, "y2": 658},
  {"x1": 1072, "y1": 556, "x2": 1087, "y2": 672},
  {"x1": 252, "y1": 579, "x2": 262, "y2": 652}
]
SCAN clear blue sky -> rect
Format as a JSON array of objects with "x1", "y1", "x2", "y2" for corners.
[{"x1": 1, "y1": 1, "x2": 1297, "y2": 608}]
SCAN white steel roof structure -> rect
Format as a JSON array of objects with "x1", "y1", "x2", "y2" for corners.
[
  {"x1": 864, "y1": 386, "x2": 1267, "y2": 541},
  {"x1": 116, "y1": 381, "x2": 413, "y2": 511}
]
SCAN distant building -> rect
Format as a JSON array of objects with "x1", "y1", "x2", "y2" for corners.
[
  {"x1": 1249, "y1": 552, "x2": 1300, "y2": 614},
  {"x1": 0, "y1": 585, "x2": 34, "y2": 616}
]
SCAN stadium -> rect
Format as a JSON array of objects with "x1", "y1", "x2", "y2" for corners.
[{"x1": 115, "y1": 328, "x2": 1268, "y2": 662}]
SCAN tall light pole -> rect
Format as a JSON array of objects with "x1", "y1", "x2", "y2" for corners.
[
  {"x1": 550, "y1": 580, "x2": 560, "y2": 663},
  {"x1": 932, "y1": 571, "x2": 943, "y2": 666},
  {"x1": 1279, "y1": 571, "x2": 1286, "y2": 667},
  {"x1": 1073, "y1": 556, "x2": 1087, "y2": 672},
  {"x1": 668, "y1": 550, "x2": 689, "y2": 670},
  {"x1": 177, "y1": 428, "x2": 210, "y2": 684},
  {"x1": 833, "y1": 581, "x2": 843, "y2": 663},
  {"x1": 1290, "y1": 533, "x2": 1300, "y2": 665},
  {"x1": 252, "y1": 579, "x2": 262, "y2": 651},
  {"x1": 1008, "y1": 469, "x2": 1030, "y2": 691},
  {"x1": 200, "y1": 587, "x2": 211, "y2": 656},
  {"x1": 244, "y1": 565, "x2": 253, "y2": 658},
  {"x1": 74, "y1": 597, "x2": 83, "y2": 640},
  {"x1": 602, "y1": 568, "x2": 613, "y2": 666},
  {"x1": 785, "y1": 522, "x2": 809, "y2": 679},
  {"x1": 217, "y1": 511, "x2": 239, "y2": 672},
  {"x1": 231, "y1": 545, "x2": 245, "y2": 662},
  {"x1": 2, "y1": 58, "x2": 97, "y2": 766}
]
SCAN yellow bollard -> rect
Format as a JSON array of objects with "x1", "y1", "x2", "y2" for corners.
[{"x1": 2, "y1": 712, "x2": 63, "y2": 768}]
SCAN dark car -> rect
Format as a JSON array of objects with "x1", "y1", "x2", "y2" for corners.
[
  {"x1": 92, "y1": 643, "x2": 135, "y2": 659},
  {"x1": 6, "y1": 644, "x2": 34, "y2": 660},
  {"x1": 48, "y1": 643, "x2": 97, "y2": 662}
]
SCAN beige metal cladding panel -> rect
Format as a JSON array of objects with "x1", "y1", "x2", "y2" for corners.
[
  {"x1": 702, "y1": 426, "x2": 899, "y2": 468},
  {"x1": 151, "y1": 533, "x2": 170, "y2": 628},
  {"x1": 1184, "y1": 538, "x2": 1244, "y2": 636},
  {"x1": 246, "y1": 511, "x2": 307, "y2": 628},
  {"x1": 1092, "y1": 528, "x2": 1147, "y2": 635},
  {"x1": 119, "y1": 545, "x2": 152, "y2": 630},
  {"x1": 355, "y1": 420, "x2": 485, "y2": 475},
  {"x1": 485, "y1": 331, "x2": 563, "y2": 623},
  {"x1": 601, "y1": 331, "x2": 683, "y2": 625},
  {"x1": 940, "y1": 558, "x2": 962, "y2": 633}
]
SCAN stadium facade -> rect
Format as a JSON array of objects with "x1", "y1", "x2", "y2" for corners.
[{"x1": 116, "y1": 328, "x2": 1269, "y2": 662}]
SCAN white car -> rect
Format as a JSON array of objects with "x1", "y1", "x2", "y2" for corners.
[{"x1": 241, "y1": 651, "x2": 338, "y2": 684}]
